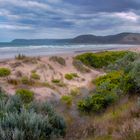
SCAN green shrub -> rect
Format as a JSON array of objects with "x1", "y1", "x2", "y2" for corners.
[
  {"x1": 77, "y1": 51, "x2": 140, "y2": 113},
  {"x1": 49, "y1": 56, "x2": 66, "y2": 66},
  {"x1": 31, "y1": 72, "x2": 40, "y2": 80},
  {"x1": 107, "y1": 52, "x2": 138, "y2": 71},
  {"x1": 94, "y1": 71, "x2": 123, "y2": 89},
  {"x1": 129, "y1": 60, "x2": 140, "y2": 87},
  {"x1": 0, "y1": 68, "x2": 11, "y2": 77},
  {"x1": 78, "y1": 71, "x2": 131, "y2": 113},
  {"x1": 61, "y1": 95, "x2": 73, "y2": 106},
  {"x1": 75, "y1": 51, "x2": 128, "y2": 68},
  {"x1": 70, "y1": 88, "x2": 80, "y2": 96},
  {"x1": 65, "y1": 74, "x2": 73, "y2": 80},
  {"x1": 65, "y1": 73, "x2": 79, "y2": 80},
  {"x1": 78, "y1": 93, "x2": 117, "y2": 113},
  {"x1": 52, "y1": 79, "x2": 61, "y2": 83},
  {"x1": 0, "y1": 93, "x2": 66, "y2": 140},
  {"x1": 21, "y1": 76, "x2": 34, "y2": 85},
  {"x1": 16, "y1": 89, "x2": 34, "y2": 103}
]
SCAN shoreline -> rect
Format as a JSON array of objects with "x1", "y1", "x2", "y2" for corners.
[{"x1": 0, "y1": 46, "x2": 140, "y2": 62}]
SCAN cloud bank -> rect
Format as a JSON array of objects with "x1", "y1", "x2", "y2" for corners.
[{"x1": 0, "y1": 0, "x2": 140, "y2": 41}]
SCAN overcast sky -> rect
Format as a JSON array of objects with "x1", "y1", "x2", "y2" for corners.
[{"x1": 0, "y1": 0, "x2": 140, "y2": 41}]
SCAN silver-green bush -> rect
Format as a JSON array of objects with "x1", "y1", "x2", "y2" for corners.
[{"x1": 0, "y1": 92, "x2": 66, "y2": 140}]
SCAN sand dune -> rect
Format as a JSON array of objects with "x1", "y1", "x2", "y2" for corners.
[{"x1": 0, "y1": 53, "x2": 104, "y2": 101}]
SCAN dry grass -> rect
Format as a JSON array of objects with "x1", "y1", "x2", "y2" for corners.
[
  {"x1": 63, "y1": 96, "x2": 140, "y2": 140},
  {"x1": 49, "y1": 56, "x2": 66, "y2": 66}
]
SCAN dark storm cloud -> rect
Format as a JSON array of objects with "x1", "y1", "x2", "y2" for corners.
[{"x1": 0, "y1": 0, "x2": 140, "y2": 41}]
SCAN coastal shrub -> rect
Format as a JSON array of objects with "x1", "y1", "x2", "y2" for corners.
[
  {"x1": 52, "y1": 79, "x2": 61, "y2": 83},
  {"x1": 65, "y1": 74, "x2": 73, "y2": 80},
  {"x1": 107, "y1": 52, "x2": 139, "y2": 71},
  {"x1": 73, "y1": 59, "x2": 90, "y2": 73},
  {"x1": 129, "y1": 60, "x2": 140, "y2": 92},
  {"x1": 56, "y1": 82, "x2": 66, "y2": 87},
  {"x1": 106, "y1": 54, "x2": 140, "y2": 94},
  {"x1": 78, "y1": 93, "x2": 117, "y2": 113},
  {"x1": 61, "y1": 95, "x2": 73, "y2": 106},
  {"x1": 21, "y1": 76, "x2": 34, "y2": 85},
  {"x1": 49, "y1": 56, "x2": 66, "y2": 66},
  {"x1": 65, "y1": 73, "x2": 79, "y2": 80},
  {"x1": 0, "y1": 67, "x2": 11, "y2": 77},
  {"x1": 93, "y1": 71, "x2": 123, "y2": 95},
  {"x1": 78, "y1": 71, "x2": 133, "y2": 113},
  {"x1": 94, "y1": 71, "x2": 135, "y2": 95},
  {"x1": 70, "y1": 88, "x2": 80, "y2": 96},
  {"x1": 0, "y1": 92, "x2": 66, "y2": 140},
  {"x1": 16, "y1": 89, "x2": 34, "y2": 103},
  {"x1": 94, "y1": 71, "x2": 123, "y2": 87},
  {"x1": 75, "y1": 51, "x2": 128, "y2": 68},
  {"x1": 43, "y1": 82, "x2": 56, "y2": 89},
  {"x1": 31, "y1": 72, "x2": 40, "y2": 80}
]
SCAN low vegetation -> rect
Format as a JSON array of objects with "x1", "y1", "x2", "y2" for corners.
[
  {"x1": 7, "y1": 78, "x2": 20, "y2": 85},
  {"x1": 78, "y1": 92, "x2": 118, "y2": 113},
  {"x1": 15, "y1": 54, "x2": 40, "y2": 64},
  {"x1": 0, "y1": 91, "x2": 66, "y2": 140},
  {"x1": 21, "y1": 76, "x2": 34, "y2": 85},
  {"x1": 49, "y1": 56, "x2": 66, "y2": 66},
  {"x1": 78, "y1": 51, "x2": 140, "y2": 113},
  {"x1": 65, "y1": 73, "x2": 79, "y2": 80},
  {"x1": 0, "y1": 50, "x2": 140, "y2": 140},
  {"x1": 31, "y1": 72, "x2": 40, "y2": 80},
  {"x1": 52, "y1": 79, "x2": 61, "y2": 83},
  {"x1": 70, "y1": 88, "x2": 80, "y2": 96},
  {"x1": 61, "y1": 95, "x2": 73, "y2": 107},
  {"x1": 73, "y1": 59, "x2": 90, "y2": 73},
  {"x1": 75, "y1": 51, "x2": 128, "y2": 68},
  {"x1": 0, "y1": 67, "x2": 11, "y2": 77},
  {"x1": 15, "y1": 54, "x2": 27, "y2": 60},
  {"x1": 16, "y1": 88, "x2": 34, "y2": 103}
]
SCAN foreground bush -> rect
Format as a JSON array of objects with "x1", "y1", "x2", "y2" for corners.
[
  {"x1": 75, "y1": 51, "x2": 128, "y2": 68},
  {"x1": 78, "y1": 71, "x2": 133, "y2": 113},
  {"x1": 78, "y1": 93, "x2": 117, "y2": 113},
  {"x1": 77, "y1": 51, "x2": 140, "y2": 113},
  {"x1": 16, "y1": 89, "x2": 34, "y2": 103},
  {"x1": 0, "y1": 92, "x2": 66, "y2": 140},
  {"x1": 129, "y1": 60, "x2": 140, "y2": 93},
  {"x1": 0, "y1": 67, "x2": 11, "y2": 77},
  {"x1": 107, "y1": 52, "x2": 139, "y2": 71}
]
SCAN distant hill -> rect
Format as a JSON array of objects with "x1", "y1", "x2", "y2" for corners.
[
  {"x1": 1, "y1": 32, "x2": 140, "y2": 46},
  {"x1": 11, "y1": 39, "x2": 71, "y2": 45},
  {"x1": 71, "y1": 33, "x2": 140, "y2": 44}
]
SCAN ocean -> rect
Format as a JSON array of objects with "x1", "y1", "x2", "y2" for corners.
[{"x1": 0, "y1": 44, "x2": 138, "y2": 59}]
